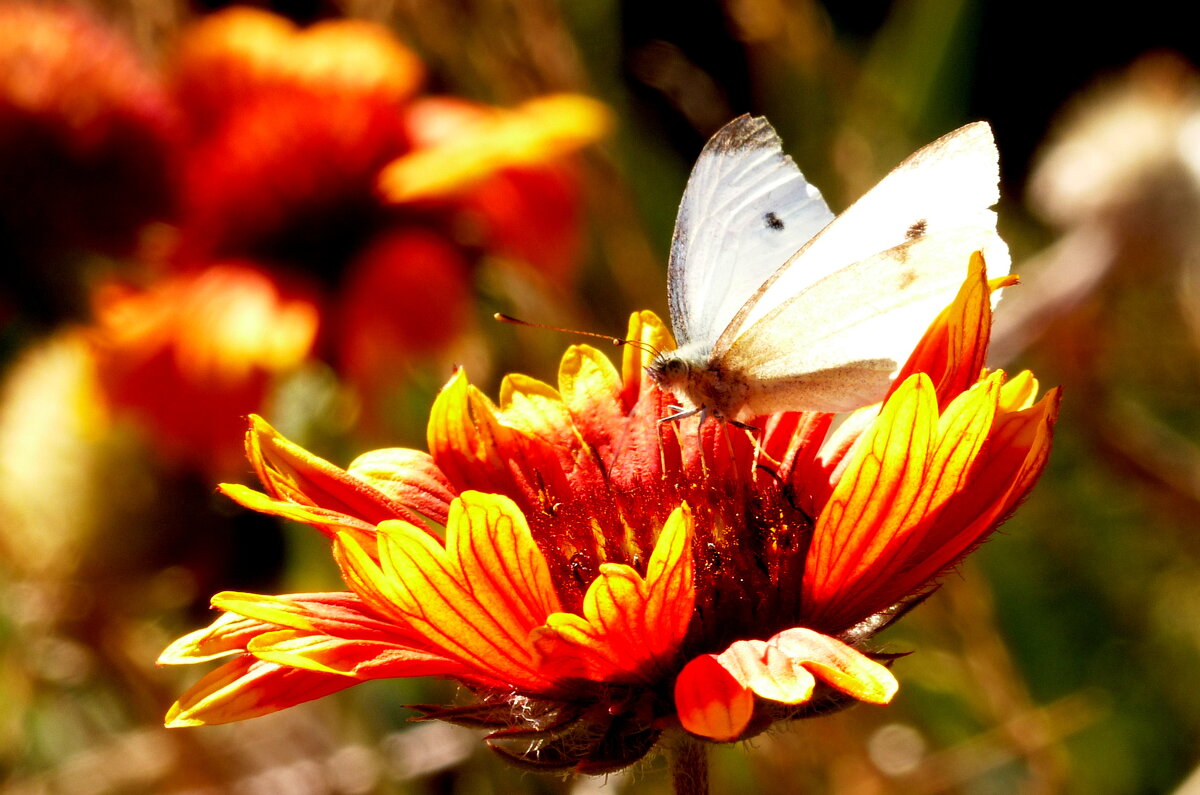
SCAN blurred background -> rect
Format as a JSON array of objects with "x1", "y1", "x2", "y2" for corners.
[{"x1": 2, "y1": 0, "x2": 1199, "y2": 792}]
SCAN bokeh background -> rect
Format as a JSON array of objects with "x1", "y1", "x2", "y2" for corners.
[{"x1": 2, "y1": 1, "x2": 1200, "y2": 792}]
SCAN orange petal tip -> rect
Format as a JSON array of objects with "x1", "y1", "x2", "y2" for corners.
[{"x1": 674, "y1": 654, "x2": 755, "y2": 742}]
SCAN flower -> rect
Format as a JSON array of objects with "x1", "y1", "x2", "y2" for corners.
[
  {"x1": 168, "y1": 9, "x2": 421, "y2": 270},
  {"x1": 89, "y1": 263, "x2": 319, "y2": 474},
  {"x1": 383, "y1": 94, "x2": 600, "y2": 282},
  {"x1": 163, "y1": 7, "x2": 609, "y2": 394},
  {"x1": 159, "y1": 252, "x2": 1059, "y2": 773},
  {"x1": 169, "y1": 7, "x2": 424, "y2": 144}
]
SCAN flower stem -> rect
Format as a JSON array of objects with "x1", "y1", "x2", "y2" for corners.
[{"x1": 669, "y1": 734, "x2": 708, "y2": 795}]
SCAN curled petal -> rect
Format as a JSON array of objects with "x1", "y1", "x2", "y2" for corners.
[
  {"x1": 673, "y1": 654, "x2": 755, "y2": 742},
  {"x1": 771, "y1": 628, "x2": 897, "y2": 704},
  {"x1": 674, "y1": 628, "x2": 897, "y2": 742},
  {"x1": 158, "y1": 611, "x2": 271, "y2": 665}
]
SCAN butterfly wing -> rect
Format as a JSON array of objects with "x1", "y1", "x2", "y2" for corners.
[
  {"x1": 715, "y1": 121, "x2": 1008, "y2": 356},
  {"x1": 667, "y1": 115, "x2": 834, "y2": 350},
  {"x1": 720, "y1": 227, "x2": 1000, "y2": 415}
]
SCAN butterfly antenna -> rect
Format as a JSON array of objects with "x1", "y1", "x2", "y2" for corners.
[{"x1": 493, "y1": 313, "x2": 662, "y2": 357}]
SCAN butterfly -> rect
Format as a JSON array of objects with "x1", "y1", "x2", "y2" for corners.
[{"x1": 645, "y1": 115, "x2": 1009, "y2": 426}]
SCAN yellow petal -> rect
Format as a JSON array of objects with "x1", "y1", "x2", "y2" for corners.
[
  {"x1": 378, "y1": 94, "x2": 610, "y2": 203},
  {"x1": 534, "y1": 504, "x2": 695, "y2": 683},
  {"x1": 334, "y1": 492, "x2": 562, "y2": 691}
]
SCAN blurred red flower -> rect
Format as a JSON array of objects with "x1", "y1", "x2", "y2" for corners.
[
  {"x1": 165, "y1": 8, "x2": 608, "y2": 383},
  {"x1": 0, "y1": 5, "x2": 609, "y2": 466},
  {"x1": 0, "y1": 4, "x2": 176, "y2": 265},
  {"x1": 335, "y1": 230, "x2": 471, "y2": 390},
  {"x1": 169, "y1": 8, "x2": 424, "y2": 144}
]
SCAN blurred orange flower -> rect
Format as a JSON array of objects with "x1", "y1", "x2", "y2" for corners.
[
  {"x1": 387, "y1": 95, "x2": 603, "y2": 282},
  {"x1": 164, "y1": 7, "x2": 608, "y2": 384},
  {"x1": 170, "y1": 7, "x2": 424, "y2": 143},
  {"x1": 175, "y1": 87, "x2": 407, "y2": 269},
  {"x1": 1, "y1": 3, "x2": 608, "y2": 469},
  {"x1": 168, "y1": 8, "x2": 419, "y2": 269},
  {"x1": 90, "y1": 264, "x2": 318, "y2": 474},
  {"x1": 160, "y1": 253, "x2": 1058, "y2": 771}
]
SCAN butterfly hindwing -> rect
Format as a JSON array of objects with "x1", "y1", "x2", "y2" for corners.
[{"x1": 720, "y1": 226, "x2": 998, "y2": 414}]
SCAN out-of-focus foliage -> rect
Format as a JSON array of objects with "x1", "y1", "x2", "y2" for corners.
[{"x1": 1, "y1": 1, "x2": 1198, "y2": 793}]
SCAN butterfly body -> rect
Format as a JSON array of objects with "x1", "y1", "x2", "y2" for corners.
[
  {"x1": 647, "y1": 344, "x2": 749, "y2": 422},
  {"x1": 649, "y1": 337, "x2": 894, "y2": 422},
  {"x1": 648, "y1": 115, "x2": 1008, "y2": 422}
]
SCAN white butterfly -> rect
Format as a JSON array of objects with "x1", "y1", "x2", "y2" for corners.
[{"x1": 646, "y1": 115, "x2": 1009, "y2": 425}]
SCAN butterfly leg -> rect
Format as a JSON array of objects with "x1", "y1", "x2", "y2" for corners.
[{"x1": 659, "y1": 406, "x2": 702, "y2": 423}]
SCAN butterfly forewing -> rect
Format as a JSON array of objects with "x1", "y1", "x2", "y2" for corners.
[
  {"x1": 714, "y1": 121, "x2": 1008, "y2": 356},
  {"x1": 668, "y1": 115, "x2": 834, "y2": 350}
]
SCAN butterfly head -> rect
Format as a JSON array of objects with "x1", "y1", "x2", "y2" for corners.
[{"x1": 645, "y1": 351, "x2": 692, "y2": 393}]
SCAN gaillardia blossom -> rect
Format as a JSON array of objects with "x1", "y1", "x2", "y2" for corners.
[
  {"x1": 160, "y1": 253, "x2": 1058, "y2": 773},
  {"x1": 89, "y1": 264, "x2": 318, "y2": 475}
]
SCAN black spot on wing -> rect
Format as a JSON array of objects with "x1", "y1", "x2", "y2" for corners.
[
  {"x1": 764, "y1": 211, "x2": 784, "y2": 231},
  {"x1": 905, "y1": 219, "x2": 928, "y2": 240}
]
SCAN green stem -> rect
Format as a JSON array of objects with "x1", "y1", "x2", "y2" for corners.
[{"x1": 669, "y1": 734, "x2": 709, "y2": 795}]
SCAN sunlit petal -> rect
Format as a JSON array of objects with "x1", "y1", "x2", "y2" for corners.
[
  {"x1": 533, "y1": 504, "x2": 694, "y2": 683},
  {"x1": 334, "y1": 492, "x2": 562, "y2": 692},
  {"x1": 165, "y1": 656, "x2": 358, "y2": 727}
]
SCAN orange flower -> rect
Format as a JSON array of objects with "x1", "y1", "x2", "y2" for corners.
[
  {"x1": 165, "y1": 8, "x2": 609, "y2": 382},
  {"x1": 90, "y1": 264, "x2": 318, "y2": 474},
  {"x1": 170, "y1": 8, "x2": 424, "y2": 143},
  {"x1": 169, "y1": 8, "x2": 606, "y2": 283},
  {"x1": 160, "y1": 253, "x2": 1058, "y2": 771}
]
